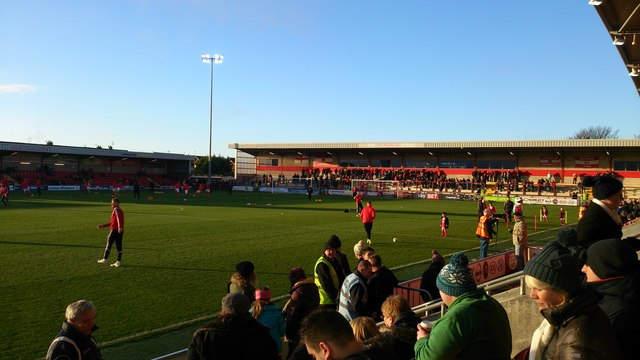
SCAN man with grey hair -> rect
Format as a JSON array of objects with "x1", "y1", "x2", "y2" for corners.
[
  {"x1": 187, "y1": 293, "x2": 279, "y2": 360},
  {"x1": 46, "y1": 300, "x2": 102, "y2": 360}
]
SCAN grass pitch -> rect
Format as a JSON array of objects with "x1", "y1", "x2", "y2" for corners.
[{"x1": 0, "y1": 190, "x2": 570, "y2": 359}]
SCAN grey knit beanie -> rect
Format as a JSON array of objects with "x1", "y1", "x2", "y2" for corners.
[{"x1": 523, "y1": 240, "x2": 582, "y2": 296}]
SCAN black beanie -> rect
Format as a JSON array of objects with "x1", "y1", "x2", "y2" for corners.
[
  {"x1": 325, "y1": 234, "x2": 342, "y2": 250},
  {"x1": 582, "y1": 175, "x2": 623, "y2": 200},
  {"x1": 523, "y1": 240, "x2": 582, "y2": 296},
  {"x1": 586, "y1": 239, "x2": 638, "y2": 279},
  {"x1": 235, "y1": 261, "x2": 254, "y2": 278}
]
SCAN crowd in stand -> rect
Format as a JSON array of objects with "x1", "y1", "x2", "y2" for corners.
[{"x1": 46, "y1": 174, "x2": 640, "y2": 360}]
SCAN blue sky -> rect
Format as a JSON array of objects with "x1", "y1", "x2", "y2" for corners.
[{"x1": 1, "y1": 1, "x2": 639, "y2": 158}]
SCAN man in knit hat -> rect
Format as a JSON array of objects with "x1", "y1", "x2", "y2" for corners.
[
  {"x1": 576, "y1": 175, "x2": 625, "y2": 250},
  {"x1": 414, "y1": 253, "x2": 512, "y2": 360},
  {"x1": 327, "y1": 234, "x2": 350, "y2": 284},
  {"x1": 582, "y1": 238, "x2": 640, "y2": 360}
]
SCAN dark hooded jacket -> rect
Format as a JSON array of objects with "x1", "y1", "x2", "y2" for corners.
[
  {"x1": 186, "y1": 313, "x2": 279, "y2": 360},
  {"x1": 589, "y1": 268, "x2": 640, "y2": 360}
]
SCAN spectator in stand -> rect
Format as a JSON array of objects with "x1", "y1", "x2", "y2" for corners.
[
  {"x1": 350, "y1": 316, "x2": 380, "y2": 343},
  {"x1": 367, "y1": 254, "x2": 399, "y2": 321},
  {"x1": 576, "y1": 175, "x2": 640, "y2": 252},
  {"x1": 353, "y1": 240, "x2": 371, "y2": 261},
  {"x1": 360, "y1": 201, "x2": 376, "y2": 244},
  {"x1": 327, "y1": 235, "x2": 350, "y2": 285},
  {"x1": 440, "y1": 212, "x2": 449, "y2": 237},
  {"x1": 284, "y1": 267, "x2": 319, "y2": 359},
  {"x1": 46, "y1": 300, "x2": 102, "y2": 360},
  {"x1": 338, "y1": 259, "x2": 373, "y2": 321},
  {"x1": 314, "y1": 240, "x2": 342, "y2": 310},
  {"x1": 97, "y1": 198, "x2": 124, "y2": 268},
  {"x1": 415, "y1": 253, "x2": 512, "y2": 360},
  {"x1": 581, "y1": 239, "x2": 640, "y2": 360},
  {"x1": 523, "y1": 232, "x2": 622, "y2": 359},
  {"x1": 187, "y1": 293, "x2": 279, "y2": 360},
  {"x1": 361, "y1": 295, "x2": 420, "y2": 360},
  {"x1": 509, "y1": 211, "x2": 528, "y2": 270},
  {"x1": 250, "y1": 287, "x2": 285, "y2": 355},
  {"x1": 300, "y1": 309, "x2": 399, "y2": 360},
  {"x1": 419, "y1": 250, "x2": 445, "y2": 302},
  {"x1": 227, "y1": 261, "x2": 257, "y2": 302}
]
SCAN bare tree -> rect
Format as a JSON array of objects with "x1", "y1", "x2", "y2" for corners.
[{"x1": 569, "y1": 126, "x2": 619, "y2": 139}]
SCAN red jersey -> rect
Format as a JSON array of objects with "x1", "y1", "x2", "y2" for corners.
[
  {"x1": 101, "y1": 206, "x2": 124, "y2": 232},
  {"x1": 360, "y1": 205, "x2": 376, "y2": 223},
  {"x1": 354, "y1": 193, "x2": 363, "y2": 204}
]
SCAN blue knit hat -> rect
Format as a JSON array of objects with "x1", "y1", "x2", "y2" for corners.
[{"x1": 436, "y1": 253, "x2": 477, "y2": 296}]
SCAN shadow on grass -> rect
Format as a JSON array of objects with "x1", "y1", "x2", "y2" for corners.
[{"x1": 0, "y1": 240, "x2": 151, "y2": 250}]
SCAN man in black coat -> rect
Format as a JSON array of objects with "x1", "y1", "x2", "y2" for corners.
[
  {"x1": 582, "y1": 239, "x2": 640, "y2": 360},
  {"x1": 187, "y1": 293, "x2": 279, "y2": 360},
  {"x1": 46, "y1": 300, "x2": 102, "y2": 360},
  {"x1": 367, "y1": 254, "x2": 398, "y2": 321}
]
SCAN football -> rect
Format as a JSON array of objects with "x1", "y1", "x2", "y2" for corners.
[{"x1": 393, "y1": 237, "x2": 398, "y2": 243}]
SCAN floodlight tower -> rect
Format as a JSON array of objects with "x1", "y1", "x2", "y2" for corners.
[{"x1": 201, "y1": 53, "x2": 224, "y2": 186}]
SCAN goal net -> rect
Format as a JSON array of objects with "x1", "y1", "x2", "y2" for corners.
[{"x1": 350, "y1": 179, "x2": 402, "y2": 198}]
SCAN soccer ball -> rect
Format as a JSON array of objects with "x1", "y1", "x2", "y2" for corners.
[{"x1": 393, "y1": 238, "x2": 398, "y2": 243}]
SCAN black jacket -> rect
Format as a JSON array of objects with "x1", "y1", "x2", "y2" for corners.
[
  {"x1": 419, "y1": 261, "x2": 444, "y2": 302},
  {"x1": 186, "y1": 313, "x2": 279, "y2": 360},
  {"x1": 576, "y1": 202, "x2": 621, "y2": 249},
  {"x1": 590, "y1": 268, "x2": 640, "y2": 360},
  {"x1": 285, "y1": 279, "x2": 320, "y2": 344},
  {"x1": 368, "y1": 266, "x2": 399, "y2": 319},
  {"x1": 47, "y1": 321, "x2": 102, "y2": 360}
]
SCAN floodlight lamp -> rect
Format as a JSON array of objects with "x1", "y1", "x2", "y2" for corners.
[
  {"x1": 588, "y1": 0, "x2": 602, "y2": 5},
  {"x1": 214, "y1": 54, "x2": 224, "y2": 64},
  {"x1": 613, "y1": 36, "x2": 625, "y2": 46}
]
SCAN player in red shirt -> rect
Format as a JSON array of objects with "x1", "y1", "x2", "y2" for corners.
[
  {"x1": 97, "y1": 198, "x2": 125, "y2": 267},
  {"x1": 440, "y1": 212, "x2": 449, "y2": 237},
  {"x1": 1, "y1": 183, "x2": 9, "y2": 207},
  {"x1": 559, "y1": 207, "x2": 566, "y2": 225},
  {"x1": 360, "y1": 201, "x2": 376, "y2": 244},
  {"x1": 541, "y1": 206, "x2": 549, "y2": 222},
  {"x1": 354, "y1": 192, "x2": 363, "y2": 215}
]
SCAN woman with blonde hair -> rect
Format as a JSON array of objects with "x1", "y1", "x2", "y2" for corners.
[
  {"x1": 523, "y1": 229, "x2": 622, "y2": 359},
  {"x1": 349, "y1": 316, "x2": 380, "y2": 343}
]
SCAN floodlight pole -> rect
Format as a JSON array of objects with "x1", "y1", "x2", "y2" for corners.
[{"x1": 201, "y1": 53, "x2": 224, "y2": 186}]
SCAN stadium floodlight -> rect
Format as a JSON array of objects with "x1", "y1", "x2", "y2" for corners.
[
  {"x1": 588, "y1": 0, "x2": 602, "y2": 6},
  {"x1": 613, "y1": 36, "x2": 625, "y2": 46},
  {"x1": 201, "y1": 52, "x2": 224, "y2": 186}
]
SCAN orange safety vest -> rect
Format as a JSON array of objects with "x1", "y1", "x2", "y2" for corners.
[{"x1": 476, "y1": 215, "x2": 489, "y2": 239}]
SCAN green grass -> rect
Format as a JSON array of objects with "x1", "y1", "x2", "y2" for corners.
[{"x1": 0, "y1": 190, "x2": 571, "y2": 359}]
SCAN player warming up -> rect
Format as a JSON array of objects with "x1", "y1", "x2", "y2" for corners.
[
  {"x1": 97, "y1": 198, "x2": 124, "y2": 268},
  {"x1": 360, "y1": 201, "x2": 376, "y2": 244},
  {"x1": 440, "y1": 212, "x2": 449, "y2": 237}
]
